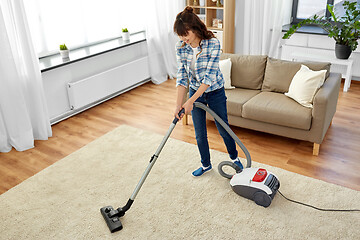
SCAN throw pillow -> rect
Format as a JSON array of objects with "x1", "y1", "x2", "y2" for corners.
[
  {"x1": 285, "y1": 64, "x2": 326, "y2": 108},
  {"x1": 221, "y1": 53, "x2": 266, "y2": 90},
  {"x1": 219, "y1": 58, "x2": 235, "y2": 89},
  {"x1": 262, "y1": 58, "x2": 330, "y2": 93}
]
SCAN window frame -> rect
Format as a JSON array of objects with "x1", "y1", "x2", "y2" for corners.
[{"x1": 291, "y1": 0, "x2": 335, "y2": 24}]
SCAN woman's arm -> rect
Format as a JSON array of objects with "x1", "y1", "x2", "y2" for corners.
[
  {"x1": 174, "y1": 85, "x2": 187, "y2": 120},
  {"x1": 175, "y1": 42, "x2": 188, "y2": 89},
  {"x1": 174, "y1": 83, "x2": 209, "y2": 120},
  {"x1": 174, "y1": 42, "x2": 189, "y2": 120},
  {"x1": 182, "y1": 83, "x2": 209, "y2": 114}
]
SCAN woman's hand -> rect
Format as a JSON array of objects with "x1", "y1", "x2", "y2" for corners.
[
  {"x1": 174, "y1": 105, "x2": 184, "y2": 120},
  {"x1": 180, "y1": 84, "x2": 208, "y2": 116},
  {"x1": 174, "y1": 98, "x2": 194, "y2": 120},
  {"x1": 182, "y1": 99, "x2": 194, "y2": 114}
]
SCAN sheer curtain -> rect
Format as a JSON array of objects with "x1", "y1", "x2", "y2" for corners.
[
  {"x1": 235, "y1": 0, "x2": 288, "y2": 58},
  {"x1": 0, "y1": 0, "x2": 52, "y2": 153},
  {"x1": 145, "y1": 0, "x2": 185, "y2": 84}
]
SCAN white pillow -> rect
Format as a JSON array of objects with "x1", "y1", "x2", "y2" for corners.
[
  {"x1": 219, "y1": 58, "x2": 235, "y2": 89},
  {"x1": 285, "y1": 65, "x2": 326, "y2": 108}
]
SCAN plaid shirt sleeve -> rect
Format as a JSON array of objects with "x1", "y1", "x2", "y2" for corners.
[
  {"x1": 201, "y1": 39, "x2": 221, "y2": 86},
  {"x1": 175, "y1": 42, "x2": 188, "y2": 88}
]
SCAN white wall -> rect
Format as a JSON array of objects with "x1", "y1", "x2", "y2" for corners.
[{"x1": 42, "y1": 41, "x2": 149, "y2": 124}]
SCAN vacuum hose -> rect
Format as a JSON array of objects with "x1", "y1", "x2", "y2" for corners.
[{"x1": 193, "y1": 102, "x2": 252, "y2": 179}]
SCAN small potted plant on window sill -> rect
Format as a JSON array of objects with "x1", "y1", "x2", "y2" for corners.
[
  {"x1": 283, "y1": 1, "x2": 360, "y2": 59},
  {"x1": 59, "y1": 44, "x2": 69, "y2": 59},
  {"x1": 122, "y1": 28, "x2": 130, "y2": 41}
]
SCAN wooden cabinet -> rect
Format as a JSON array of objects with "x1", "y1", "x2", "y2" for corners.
[{"x1": 186, "y1": 0, "x2": 235, "y2": 53}]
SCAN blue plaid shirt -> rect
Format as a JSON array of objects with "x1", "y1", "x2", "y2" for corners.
[{"x1": 176, "y1": 38, "x2": 224, "y2": 93}]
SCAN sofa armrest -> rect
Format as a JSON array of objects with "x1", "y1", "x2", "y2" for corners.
[{"x1": 311, "y1": 72, "x2": 341, "y2": 143}]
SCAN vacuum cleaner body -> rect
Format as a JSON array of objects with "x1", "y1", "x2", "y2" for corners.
[{"x1": 230, "y1": 168, "x2": 280, "y2": 207}]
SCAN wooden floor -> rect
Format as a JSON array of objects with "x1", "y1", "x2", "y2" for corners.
[{"x1": 1, "y1": 79, "x2": 360, "y2": 194}]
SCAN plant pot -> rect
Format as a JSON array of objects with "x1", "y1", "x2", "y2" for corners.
[
  {"x1": 59, "y1": 50, "x2": 69, "y2": 59},
  {"x1": 335, "y1": 43, "x2": 352, "y2": 59},
  {"x1": 122, "y1": 32, "x2": 130, "y2": 41}
]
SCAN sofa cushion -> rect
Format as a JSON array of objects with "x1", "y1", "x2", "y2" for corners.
[
  {"x1": 221, "y1": 53, "x2": 267, "y2": 90},
  {"x1": 225, "y1": 88, "x2": 260, "y2": 117},
  {"x1": 262, "y1": 58, "x2": 331, "y2": 93},
  {"x1": 242, "y1": 92, "x2": 312, "y2": 130},
  {"x1": 285, "y1": 65, "x2": 327, "y2": 108}
]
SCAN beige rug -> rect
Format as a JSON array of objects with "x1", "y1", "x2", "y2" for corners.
[{"x1": 0, "y1": 125, "x2": 359, "y2": 240}]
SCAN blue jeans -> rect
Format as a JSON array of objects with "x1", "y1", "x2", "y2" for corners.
[{"x1": 189, "y1": 87, "x2": 238, "y2": 167}]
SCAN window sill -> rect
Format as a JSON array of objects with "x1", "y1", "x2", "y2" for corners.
[
  {"x1": 282, "y1": 24, "x2": 328, "y2": 36},
  {"x1": 39, "y1": 31, "x2": 146, "y2": 72}
]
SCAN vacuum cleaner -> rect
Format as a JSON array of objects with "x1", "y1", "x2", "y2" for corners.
[
  {"x1": 100, "y1": 102, "x2": 275, "y2": 233},
  {"x1": 218, "y1": 162, "x2": 280, "y2": 208}
]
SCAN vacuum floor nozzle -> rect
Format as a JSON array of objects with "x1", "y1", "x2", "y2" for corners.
[{"x1": 100, "y1": 206, "x2": 123, "y2": 232}]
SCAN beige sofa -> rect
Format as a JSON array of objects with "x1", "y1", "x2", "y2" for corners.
[{"x1": 183, "y1": 54, "x2": 341, "y2": 155}]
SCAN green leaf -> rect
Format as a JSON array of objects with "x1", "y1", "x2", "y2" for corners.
[{"x1": 327, "y1": 4, "x2": 338, "y2": 22}]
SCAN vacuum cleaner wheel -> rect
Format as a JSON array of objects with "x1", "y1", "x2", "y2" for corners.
[{"x1": 253, "y1": 191, "x2": 272, "y2": 207}]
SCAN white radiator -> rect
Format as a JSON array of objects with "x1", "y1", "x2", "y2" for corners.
[{"x1": 67, "y1": 57, "x2": 150, "y2": 110}]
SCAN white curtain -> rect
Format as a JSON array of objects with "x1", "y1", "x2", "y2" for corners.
[
  {"x1": 145, "y1": 0, "x2": 185, "y2": 84},
  {"x1": 236, "y1": 0, "x2": 287, "y2": 58},
  {"x1": 0, "y1": 0, "x2": 52, "y2": 152}
]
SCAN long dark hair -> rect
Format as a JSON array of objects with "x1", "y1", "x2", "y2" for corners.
[{"x1": 173, "y1": 6, "x2": 215, "y2": 45}]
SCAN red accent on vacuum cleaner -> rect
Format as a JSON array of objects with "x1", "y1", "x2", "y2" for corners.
[{"x1": 252, "y1": 168, "x2": 267, "y2": 182}]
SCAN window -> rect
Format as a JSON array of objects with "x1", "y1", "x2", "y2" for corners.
[
  {"x1": 24, "y1": 0, "x2": 147, "y2": 57},
  {"x1": 291, "y1": 0, "x2": 359, "y2": 23}
]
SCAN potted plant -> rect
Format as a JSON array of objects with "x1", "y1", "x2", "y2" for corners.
[
  {"x1": 59, "y1": 44, "x2": 69, "y2": 59},
  {"x1": 283, "y1": 1, "x2": 360, "y2": 59},
  {"x1": 122, "y1": 28, "x2": 130, "y2": 41}
]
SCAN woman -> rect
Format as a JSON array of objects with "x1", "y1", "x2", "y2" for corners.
[{"x1": 173, "y1": 6, "x2": 243, "y2": 177}]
